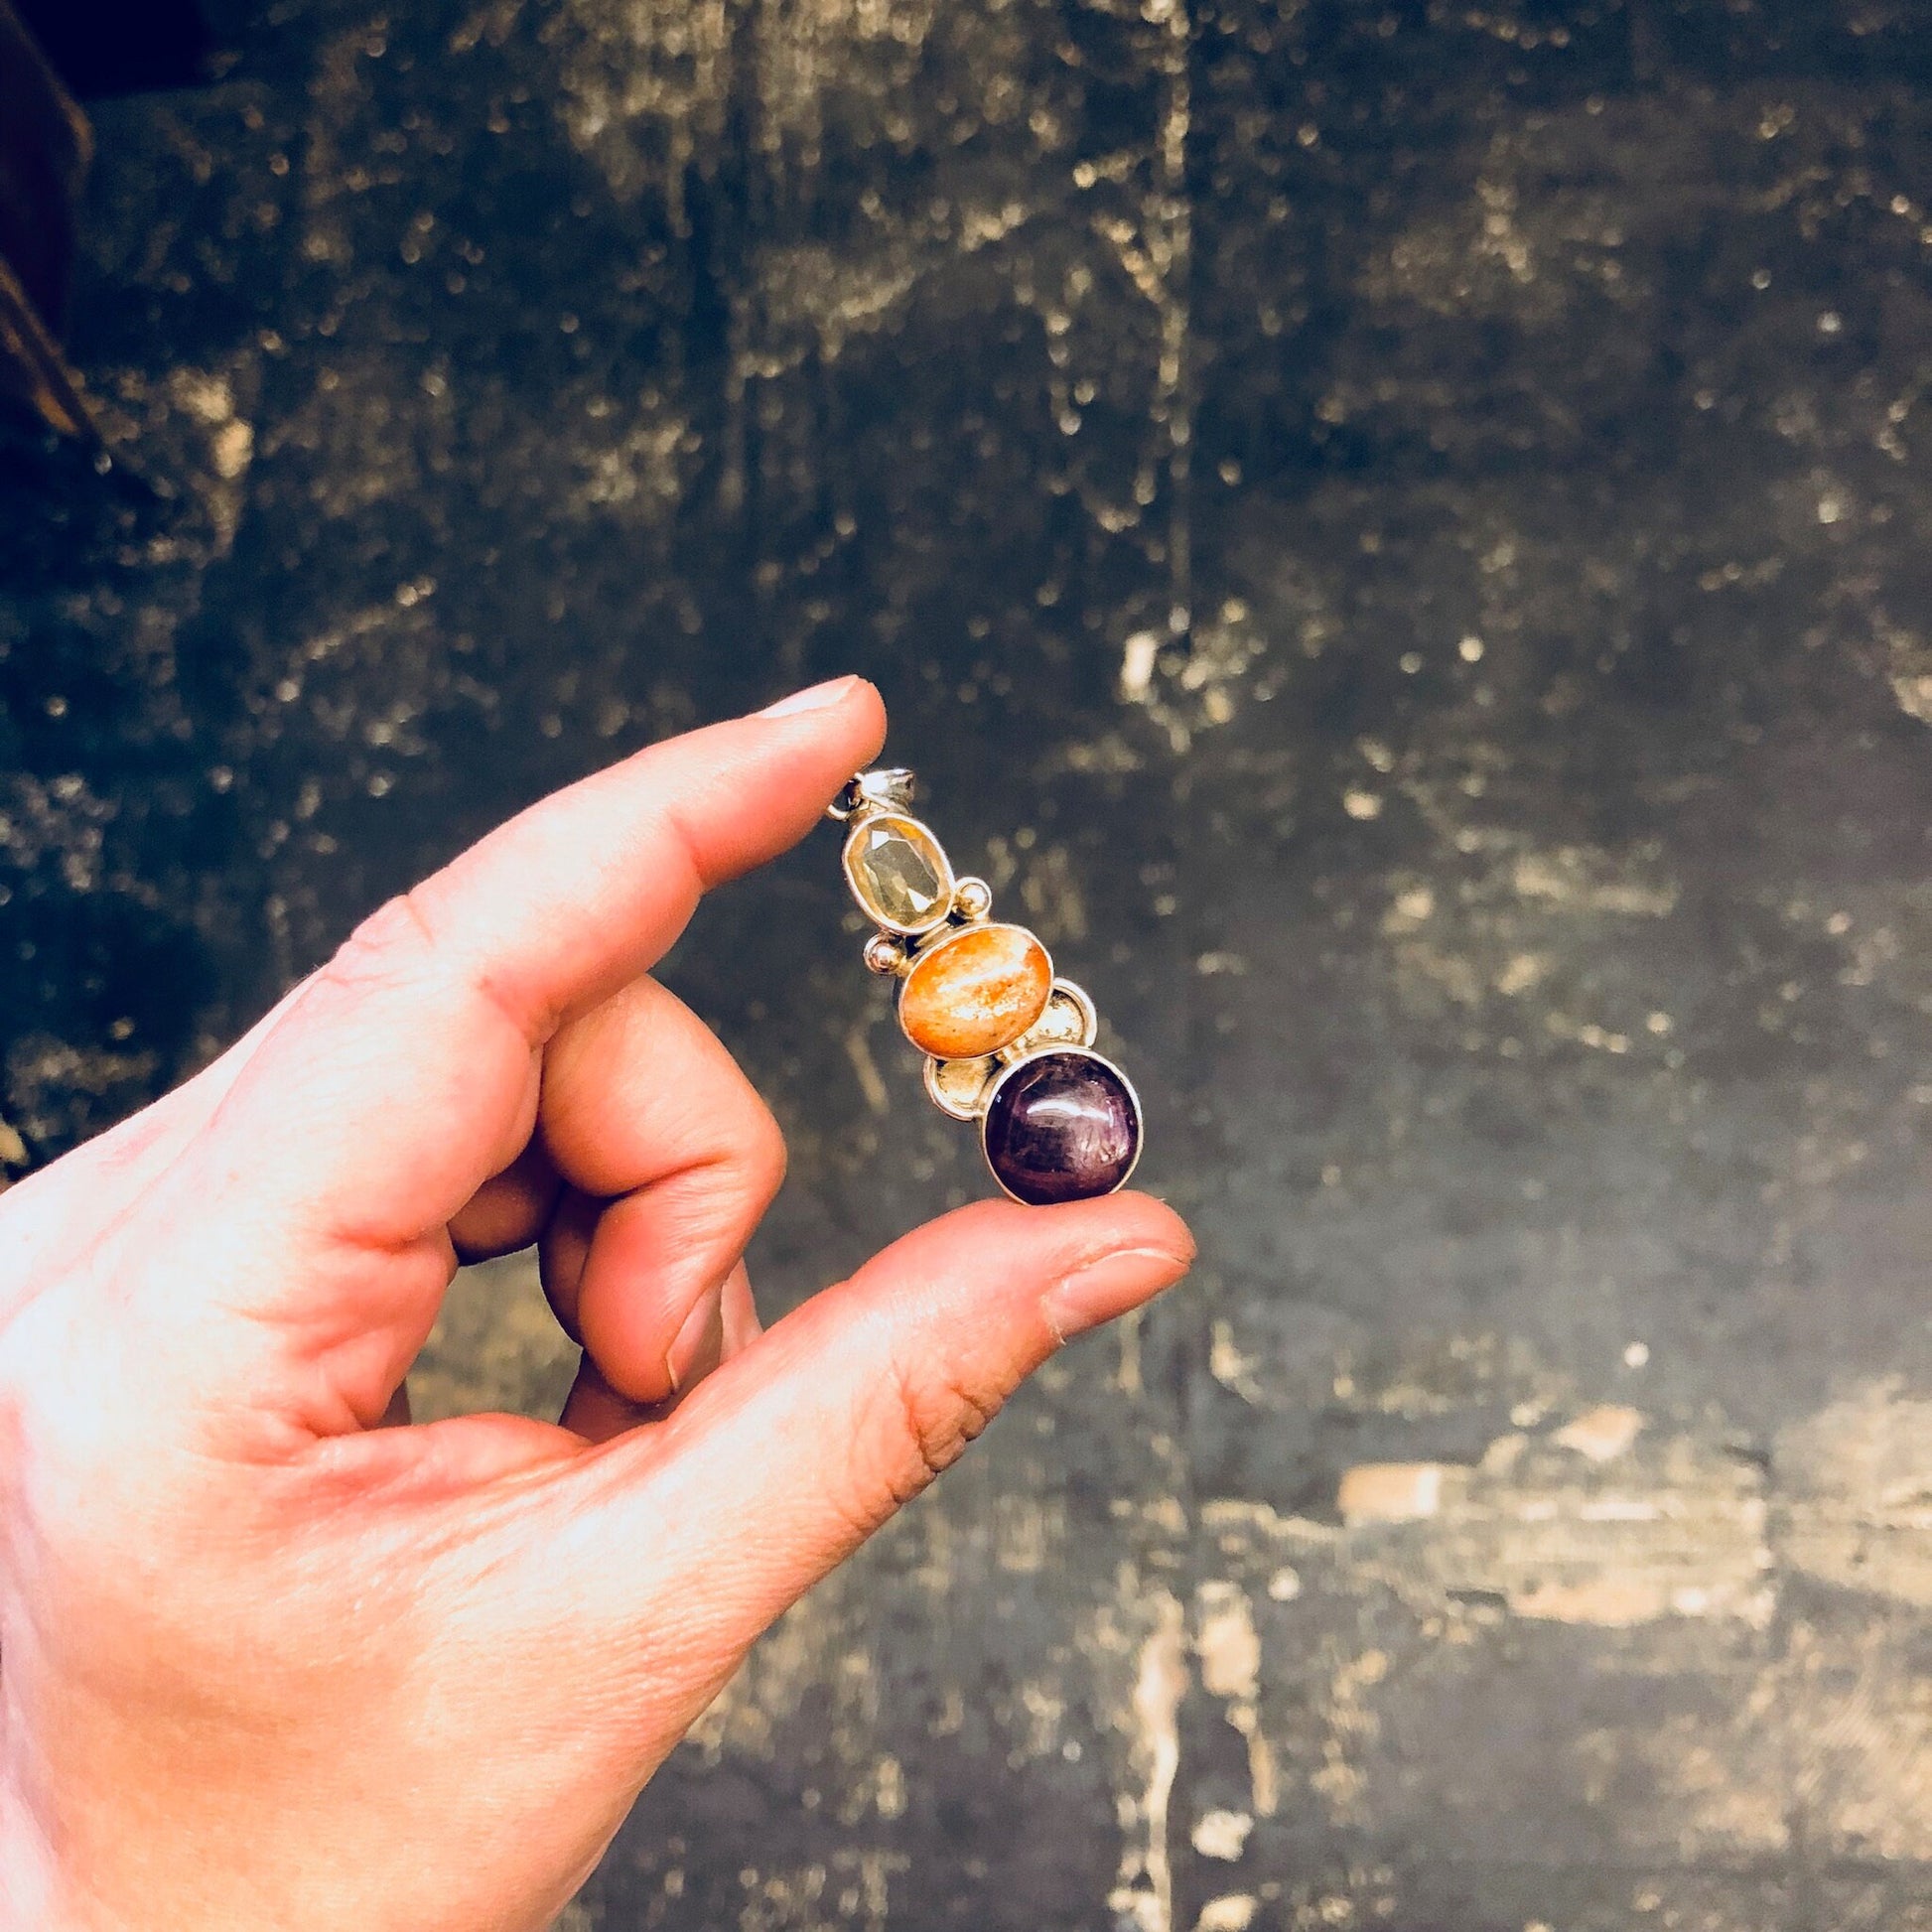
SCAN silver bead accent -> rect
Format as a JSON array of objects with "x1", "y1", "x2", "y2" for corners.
[{"x1": 863, "y1": 932, "x2": 908, "y2": 977}]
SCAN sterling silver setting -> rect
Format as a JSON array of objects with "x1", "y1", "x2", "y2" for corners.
[{"x1": 827, "y1": 766, "x2": 1144, "y2": 1204}]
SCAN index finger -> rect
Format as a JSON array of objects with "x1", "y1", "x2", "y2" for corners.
[{"x1": 206, "y1": 676, "x2": 884, "y2": 1254}]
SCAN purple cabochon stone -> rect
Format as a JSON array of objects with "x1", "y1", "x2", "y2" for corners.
[{"x1": 983, "y1": 1049, "x2": 1141, "y2": 1205}]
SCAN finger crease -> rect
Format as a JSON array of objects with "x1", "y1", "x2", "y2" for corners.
[{"x1": 400, "y1": 886, "x2": 554, "y2": 1049}]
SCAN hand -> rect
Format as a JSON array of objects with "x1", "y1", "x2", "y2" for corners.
[{"x1": 0, "y1": 677, "x2": 1193, "y2": 1932}]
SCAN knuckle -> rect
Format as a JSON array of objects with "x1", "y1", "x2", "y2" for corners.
[
  {"x1": 884, "y1": 1349, "x2": 1003, "y2": 1500},
  {"x1": 318, "y1": 888, "x2": 532, "y2": 1041},
  {"x1": 323, "y1": 890, "x2": 442, "y2": 997},
  {"x1": 826, "y1": 1350, "x2": 1001, "y2": 1546},
  {"x1": 743, "y1": 1098, "x2": 789, "y2": 1203},
  {"x1": 673, "y1": 1100, "x2": 786, "y2": 1245},
  {"x1": 683, "y1": 1064, "x2": 787, "y2": 1220}
]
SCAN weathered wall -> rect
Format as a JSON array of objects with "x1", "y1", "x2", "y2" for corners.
[{"x1": 4, "y1": 1, "x2": 1932, "y2": 1927}]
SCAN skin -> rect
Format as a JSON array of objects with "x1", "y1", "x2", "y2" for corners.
[{"x1": 0, "y1": 677, "x2": 1193, "y2": 1932}]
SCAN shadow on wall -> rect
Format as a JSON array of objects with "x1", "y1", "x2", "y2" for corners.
[{"x1": 0, "y1": 0, "x2": 219, "y2": 441}]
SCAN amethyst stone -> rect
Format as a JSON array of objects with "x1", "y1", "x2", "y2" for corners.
[{"x1": 982, "y1": 1048, "x2": 1142, "y2": 1205}]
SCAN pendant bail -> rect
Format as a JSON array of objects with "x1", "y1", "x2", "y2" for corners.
[{"x1": 826, "y1": 766, "x2": 918, "y2": 823}]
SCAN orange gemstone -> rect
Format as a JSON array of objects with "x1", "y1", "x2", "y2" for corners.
[{"x1": 899, "y1": 924, "x2": 1053, "y2": 1060}]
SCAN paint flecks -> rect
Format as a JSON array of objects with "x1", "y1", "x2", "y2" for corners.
[
  {"x1": 1779, "y1": 1380, "x2": 1932, "y2": 1607},
  {"x1": 1338, "y1": 1462, "x2": 1450, "y2": 1525},
  {"x1": 1554, "y1": 1403, "x2": 1644, "y2": 1462},
  {"x1": 1109, "y1": 1588, "x2": 1186, "y2": 1932},
  {"x1": 1195, "y1": 1580, "x2": 1277, "y2": 1818},
  {"x1": 1194, "y1": 1581, "x2": 1260, "y2": 1702},
  {"x1": 1339, "y1": 1430, "x2": 1774, "y2": 1629},
  {"x1": 1192, "y1": 1896, "x2": 1257, "y2": 1932},
  {"x1": 1189, "y1": 1809, "x2": 1253, "y2": 1861}
]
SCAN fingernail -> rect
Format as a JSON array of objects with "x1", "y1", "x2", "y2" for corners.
[
  {"x1": 665, "y1": 1288, "x2": 726, "y2": 1394},
  {"x1": 759, "y1": 674, "x2": 861, "y2": 719},
  {"x1": 1041, "y1": 1247, "x2": 1192, "y2": 1344}
]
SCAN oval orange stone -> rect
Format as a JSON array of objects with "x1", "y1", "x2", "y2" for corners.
[{"x1": 899, "y1": 924, "x2": 1053, "y2": 1060}]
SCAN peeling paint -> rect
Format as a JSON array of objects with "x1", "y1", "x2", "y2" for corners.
[
  {"x1": 1191, "y1": 1896, "x2": 1257, "y2": 1932},
  {"x1": 1346, "y1": 1433, "x2": 1774, "y2": 1628},
  {"x1": 1553, "y1": 1403, "x2": 1644, "y2": 1462},
  {"x1": 1338, "y1": 1463, "x2": 1450, "y2": 1525},
  {"x1": 1189, "y1": 1809, "x2": 1253, "y2": 1861},
  {"x1": 1109, "y1": 1589, "x2": 1186, "y2": 1932},
  {"x1": 1779, "y1": 1380, "x2": 1932, "y2": 1606}
]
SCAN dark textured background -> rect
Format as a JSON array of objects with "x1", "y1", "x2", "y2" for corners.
[{"x1": 5, "y1": 2, "x2": 1932, "y2": 1927}]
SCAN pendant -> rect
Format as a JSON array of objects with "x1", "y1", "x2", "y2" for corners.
[{"x1": 827, "y1": 766, "x2": 1143, "y2": 1204}]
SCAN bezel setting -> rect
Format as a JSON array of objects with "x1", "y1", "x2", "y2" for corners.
[
  {"x1": 896, "y1": 921, "x2": 1055, "y2": 1060},
  {"x1": 841, "y1": 811, "x2": 956, "y2": 937},
  {"x1": 980, "y1": 1046, "x2": 1144, "y2": 1205}
]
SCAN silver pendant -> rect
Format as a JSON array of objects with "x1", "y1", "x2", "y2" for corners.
[{"x1": 827, "y1": 767, "x2": 1143, "y2": 1204}]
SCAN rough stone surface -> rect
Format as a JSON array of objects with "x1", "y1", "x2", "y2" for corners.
[{"x1": 5, "y1": 1, "x2": 1932, "y2": 1928}]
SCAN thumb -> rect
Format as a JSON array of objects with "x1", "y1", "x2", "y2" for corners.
[{"x1": 558, "y1": 1193, "x2": 1191, "y2": 1701}]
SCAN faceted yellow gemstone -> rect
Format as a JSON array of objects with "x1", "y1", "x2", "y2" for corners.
[
  {"x1": 899, "y1": 923, "x2": 1053, "y2": 1059},
  {"x1": 844, "y1": 813, "x2": 954, "y2": 933}
]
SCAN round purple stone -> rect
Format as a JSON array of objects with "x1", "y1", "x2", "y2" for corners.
[{"x1": 982, "y1": 1049, "x2": 1142, "y2": 1205}]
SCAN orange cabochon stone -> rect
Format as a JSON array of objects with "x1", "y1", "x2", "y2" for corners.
[{"x1": 899, "y1": 924, "x2": 1053, "y2": 1059}]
